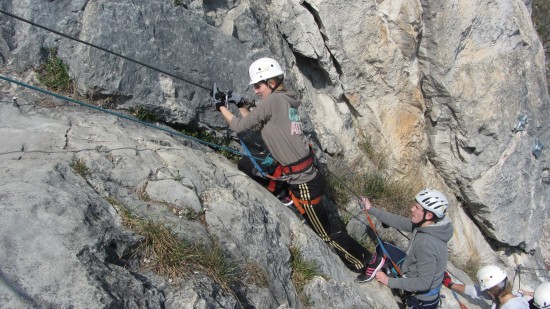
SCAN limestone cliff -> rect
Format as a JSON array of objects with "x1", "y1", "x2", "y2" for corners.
[{"x1": 1, "y1": 0, "x2": 548, "y2": 308}]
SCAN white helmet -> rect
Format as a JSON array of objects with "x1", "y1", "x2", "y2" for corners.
[
  {"x1": 414, "y1": 189, "x2": 449, "y2": 218},
  {"x1": 248, "y1": 57, "x2": 285, "y2": 85},
  {"x1": 476, "y1": 265, "x2": 507, "y2": 291},
  {"x1": 534, "y1": 282, "x2": 550, "y2": 309}
]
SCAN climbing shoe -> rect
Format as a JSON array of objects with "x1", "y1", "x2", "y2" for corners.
[
  {"x1": 356, "y1": 253, "x2": 385, "y2": 283},
  {"x1": 280, "y1": 195, "x2": 294, "y2": 206}
]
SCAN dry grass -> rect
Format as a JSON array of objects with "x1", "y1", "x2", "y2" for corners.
[
  {"x1": 290, "y1": 246, "x2": 323, "y2": 307},
  {"x1": 70, "y1": 158, "x2": 90, "y2": 177},
  {"x1": 324, "y1": 167, "x2": 421, "y2": 218},
  {"x1": 243, "y1": 262, "x2": 269, "y2": 288},
  {"x1": 461, "y1": 255, "x2": 482, "y2": 282},
  {"x1": 111, "y1": 201, "x2": 242, "y2": 291}
]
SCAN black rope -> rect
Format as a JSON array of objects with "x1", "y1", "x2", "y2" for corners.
[
  {"x1": 0, "y1": 9, "x2": 210, "y2": 91},
  {"x1": 0, "y1": 75, "x2": 264, "y2": 161},
  {"x1": 2, "y1": 5, "x2": 444, "y2": 248}
]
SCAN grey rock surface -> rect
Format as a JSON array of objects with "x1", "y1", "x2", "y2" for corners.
[
  {"x1": 418, "y1": 0, "x2": 550, "y2": 249},
  {"x1": 1, "y1": 0, "x2": 549, "y2": 306},
  {"x1": 0, "y1": 91, "x2": 396, "y2": 308}
]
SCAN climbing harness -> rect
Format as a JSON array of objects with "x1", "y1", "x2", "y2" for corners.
[{"x1": 288, "y1": 191, "x2": 321, "y2": 215}]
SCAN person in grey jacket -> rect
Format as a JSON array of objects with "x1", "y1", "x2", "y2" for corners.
[
  {"x1": 361, "y1": 189, "x2": 454, "y2": 309},
  {"x1": 211, "y1": 57, "x2": 383, "y2": 277}
]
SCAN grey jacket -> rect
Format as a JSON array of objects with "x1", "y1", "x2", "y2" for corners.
[
  {"x1": 229, "y1": 90, "x2": 315, "y2": 184},
  {"x1": 369, "y1": 206, "x2": 453, "y2": 301}
]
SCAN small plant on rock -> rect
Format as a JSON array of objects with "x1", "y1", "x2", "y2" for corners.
[
  {"x1": 113, "y1": 203, "x2": 242, "y2": 290},
  {"x1": 36, "y1": 48, "x2": 72, "y2": 93},
  {"x1": 129, "y1": 106, "x2": 159, "y2": 123},
  {"x1": 290, "y1": 246, "x2": 323, "y2": 306},
  {"x1": 70, "y1": 158, "x2": 90, "y2": 177}
]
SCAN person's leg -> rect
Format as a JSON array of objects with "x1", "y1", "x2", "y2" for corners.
[
  {"x1": 329, "y1": 230, "x2": 371, "y2": 271},
  {"x1": 238, "y1": 157, "x2": 290, "y2": 199},
  {"x1": 238, "y1": 157, "x2": 270, "y2": 186},
  {"x1": 289, "y1": 173, "x2": 370, "y2": 272}
]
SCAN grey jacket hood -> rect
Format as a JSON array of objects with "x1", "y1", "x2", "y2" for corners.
[
  {"x1": 415, "y1": 216, "x2": 453, "y2": 243},
  {"x1": 275, "y1": 89, "x2": 301, "y2": 108}
]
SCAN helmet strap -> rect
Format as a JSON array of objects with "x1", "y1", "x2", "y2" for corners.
[
  {"x1": 419, "y1": 209, "x2": 438, "y2": 226},
  {"x1": 416, "y1": 209, "x2": 428, "y2": 226}
]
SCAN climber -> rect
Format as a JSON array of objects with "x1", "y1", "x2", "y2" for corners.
[
  {"x1": 518, "y1": 281, "x2": 550, "y2": 309},
  {"x1": 210, "y1": 57, "x2": 384, "y2": 277},
  {"x1": 443, "y1": 265, "x2": 530, "y2": 308},
  {"x1": 529, "y1": 282, "x2": 550, "y2": 309},
  {"x1": 360, "y1": 189, "x2": 453, "y2": 309}
]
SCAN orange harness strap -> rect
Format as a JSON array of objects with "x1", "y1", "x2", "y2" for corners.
[
  {"x1": 266, "y1": 148, "x2": 316, "y2": 193},
  {"x1": 267, "y1": 165, "x2": 283, "y2": 192},
  {"x1": 289, "y1": 191, "x2": 321, "y2": 215},
  {"x1": 280, "y1": 155, "x2": 314, "y2": 174}
]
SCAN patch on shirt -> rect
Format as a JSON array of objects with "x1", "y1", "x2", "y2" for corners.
[{"x1": 289, "y1": 108, "x2": 302, "y2": 135}]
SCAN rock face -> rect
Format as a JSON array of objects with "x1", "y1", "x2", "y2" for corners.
[
  {"x1": 0, "y1": 0, "x2": 549, "y2": 307},
  {"x1": 0, "y1": 92, "x2": 399, "y2": 308},
  {"x1": 418, "y1": 0, "x2": 549, "y2": 250}
]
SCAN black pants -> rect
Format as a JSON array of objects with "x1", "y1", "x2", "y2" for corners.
[{"x1": 239, "y1": 157, "x2": 372, "y2": 271}]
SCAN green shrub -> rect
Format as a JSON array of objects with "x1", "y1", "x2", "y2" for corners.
[
  {"x1": 129, "y1": 106, "x2": 159, "y2": 123},
  {"x1": 181, "y1": 128, "x2": 240, "y2": 162},
  {"x1": 36, "y1": 48, "x2": 72, "y2": 93}
]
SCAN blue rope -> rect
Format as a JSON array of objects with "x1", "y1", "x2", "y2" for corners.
[
  {"x1": 373, "y1": 231, "x2": 402, "y2": 276},
  {"x1": 0, "y1": 74, "x2": 263, "y2": 161},
  {"x1": 240, "y1": 140, "x2": 268, "y2": 177}
]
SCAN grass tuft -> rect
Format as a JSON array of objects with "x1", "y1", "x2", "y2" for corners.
[
  {"x1": 290, "y1": 246, "x2": 323, "y2": 306},
  {"x1": 36, "y1": 48, "x2": 72, "y2": 93},
  {"x1": 113, "y1": 202, "x2": 242, "y2": 290},
  {"x1": 324, "y1": 132, "x2": 423, "y2": 217},
  {"x1": 70, "y1": 158, "x2": 90, "y2": 177},
  {"x1": 129, "y1": 106, "x2": 160, "y2": 123},
  {"x1": 181, "y1": 128, "x2": 240, "y2": 162},
  {"x1": 243, "y1": 262, "x2": 269, "y2": 288}
]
